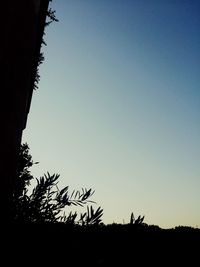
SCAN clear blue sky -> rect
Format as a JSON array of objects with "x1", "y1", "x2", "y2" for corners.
[{"x1": 23, "y1": 0, "x2": 200, "y2": 228}]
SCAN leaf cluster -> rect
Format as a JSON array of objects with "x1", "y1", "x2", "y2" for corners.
[
  {"x1": 34, "y1": 3, "x2": 58, "y2": 90},
  {"x1": 130, "y1": 212, "x2": 145, "y2": 225},
  {"x1": 13, "y1": 144, "x2": 103, "y2": 226}
]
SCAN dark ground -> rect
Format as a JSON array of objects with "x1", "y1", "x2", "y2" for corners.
[{"x1": 3, "y1": 223, "x2": 200, "y2": 266}]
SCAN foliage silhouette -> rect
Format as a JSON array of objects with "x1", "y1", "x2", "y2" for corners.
[
  {"x1": 13, "y1": 143, "x2": 103, "y2": 225},
  {"x1": 13, "y1": 2, "x2": 104, "y2": 225},
  {"x1": 34, "y1": 1, "x2": 59, "y2": 90},
  {"x1": 129, "y1": 212, "x2": 145, "y2": 225},
  {"x1": 11, "y1": 148, "x2": 200, "y2": 266}
]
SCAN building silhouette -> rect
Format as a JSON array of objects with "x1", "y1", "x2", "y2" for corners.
[{"x1": 1, "y1": 0, "x2": 49, "y2": 223}]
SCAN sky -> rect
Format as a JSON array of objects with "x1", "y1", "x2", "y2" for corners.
[{"x1": 23, "y1": 0, "x2": 200, "y2": 228}]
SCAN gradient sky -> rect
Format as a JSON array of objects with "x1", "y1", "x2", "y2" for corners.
[{"x1": 23, "y1": 0, "x2": 200, "y2": 228}]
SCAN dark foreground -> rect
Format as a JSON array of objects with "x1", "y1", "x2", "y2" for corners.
[{"x1": 3, "y1": 223, "x2": 200, "y2": 265}]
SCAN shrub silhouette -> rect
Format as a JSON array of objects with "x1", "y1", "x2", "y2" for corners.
[
  {"x1": 129, "y1": 212, "x2": 145, "y2": 225},
  {"x1": 13, "y1": 143, "x2": 103, "y2": 225}
]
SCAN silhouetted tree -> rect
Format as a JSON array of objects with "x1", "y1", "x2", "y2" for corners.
[
  {"x1": 13, "y1": 2, "x2": 104, "y2": 225},
  {"x1": 13, "y1": 143, "x2": 103, "y2": 225}
]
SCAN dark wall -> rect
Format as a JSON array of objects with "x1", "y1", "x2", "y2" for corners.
[{"x1": 1, "y1": 0, "x2": 49, "y2": 222}]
